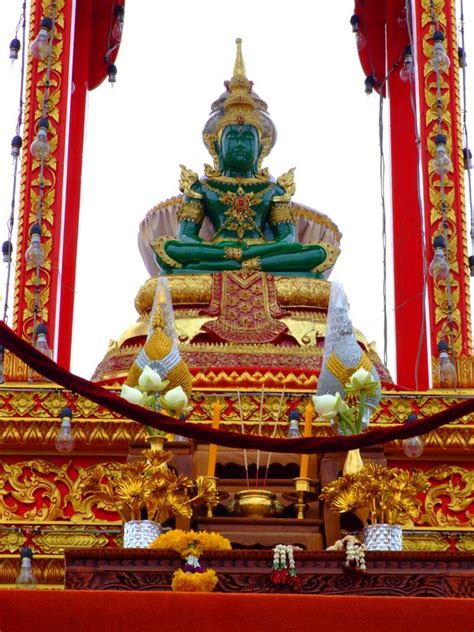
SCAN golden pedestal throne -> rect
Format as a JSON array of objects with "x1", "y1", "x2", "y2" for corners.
[{"x1": 92, "y1": 195, "x2": 390, "y2": 388}]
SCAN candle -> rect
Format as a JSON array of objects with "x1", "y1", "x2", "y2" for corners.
[
  {"x1": 207, "y1": 400, "x2": 221, "y2": 477},
  {"x1": 299, "y1": 401, "x2": 313, "y2": 479}
]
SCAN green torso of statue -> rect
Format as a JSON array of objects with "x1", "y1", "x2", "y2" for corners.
[{"x1": 151, "y1": 40, "x2": 335, "y2": 278}]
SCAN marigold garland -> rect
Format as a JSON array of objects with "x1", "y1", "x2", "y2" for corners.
[
  {"x1": 150, "y1": 529, "x2": 231, "y2": 592},
  {"x1": 150, "y1": 529, "x2": 231, "y2": 557},
  {"x1": 171, "y1": 569, "x2": 218, "y2": 593}
]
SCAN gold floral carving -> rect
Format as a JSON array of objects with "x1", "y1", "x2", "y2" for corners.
[
  {"x1": 0, "y1": 384, "x2": 474, "y2": 452},
  {"x1": 456, "y1": 534, "x2": 474, "y2": 551},
  {"x1": 12, "y1": 0, "x2": 66, "y2": 341},
  {"x1": 34, "y1": 529, "x2": 110, "y2": 554},
  {"x1": 421, "y1": 0, "x2": 471, "y2": 357},
  {"x1": 402, "y1": 532, "x2": 450, "y2": 552},
  {"x1": 274, "y1": 277, "x2": 330, "y2": 308},
  {"x1": 0, "y1": 460, "x2": 125, "y2": 522},
  {"x1": 418, "y1": 465, "x2": 474, "y2": 527},
  {"x1": 402, "y1": 528, "x2": 474, "y2": 552}
]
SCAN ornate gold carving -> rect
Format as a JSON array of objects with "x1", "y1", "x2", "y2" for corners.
[
  {"x1": 224, "y1": 247, "x2": 243, "y2": 261},
  {"x1": 314, "y1": 244, "x2": 340, "y2": 274},
  {"x1": 418, "y1": 465, "x2": 474, "y2": 528},
  {"x1": 274, "y1": 277, "x2": 330, "y2": 308},
  {"x1": 0, "y1": 460, "x2": 126, "y2": 522},
  {"x1": 269, "y1": 204, "x2": 296, "y2": 225},
  {"x1": 177, "y1": 200, "x2": 205, "y2": 224},
  {"x1": 151, "y1": 236, "x2": 183, "y2": 269},
  {"x1": 421, "y1": 0, "x2": 471, "y2": 357},
  {"x1": 29, "y1": 524, "x2": 115, "y2": 554},
  {"x1": 242, "y1": 256, "x2": 262, "y2": 270},
  {"x1": 12, "y1": 0, "x2": 67, "y2": 348},
  {"x1": 178, "y1": 165, "x2": 203, "y2": 199},
  {"x1": 273, "y1": 168, "x2": 296, "y2": 202},
  {"x1": 402, "y1": 530, "x2": 454, "y2": 552},
  {"x1": 456, "y1": 534, "x2": 474, "y2": 551}
]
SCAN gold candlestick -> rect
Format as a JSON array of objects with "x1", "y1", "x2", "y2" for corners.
[
  {"x1": 204, "y1": 475, "x2": 219, "y2": 517},
  {"x1": 293, "y1": 476, "x2": 311, "y2": 520}
]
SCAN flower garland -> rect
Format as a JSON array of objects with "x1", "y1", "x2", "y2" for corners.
[
  {"x1": 327, "y1": 535, "x2": 366, "y2": 572},
  {"x1": 150, "y1": 529, "x2": 231, "y2": 592},
  {"x1": 271, "y1": 544, "x2": 301, "y2": 590}
]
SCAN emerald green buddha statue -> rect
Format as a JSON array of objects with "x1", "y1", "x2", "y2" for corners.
[{"x1": 151, "y1": 39, "x2": 338, "y2": 278}]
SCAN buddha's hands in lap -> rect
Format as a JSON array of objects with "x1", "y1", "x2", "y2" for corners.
[{"x1": 217, "y1": 241, "x2": 248, "y2": 250}]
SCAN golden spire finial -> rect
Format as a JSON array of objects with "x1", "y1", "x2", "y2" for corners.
[{"x1": 233, "y1": 38, "x2": 246, "y2": 79}]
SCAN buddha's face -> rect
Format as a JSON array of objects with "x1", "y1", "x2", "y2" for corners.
[{"x1": 220, "y1": 125, "x2": 259, "y2": 173}]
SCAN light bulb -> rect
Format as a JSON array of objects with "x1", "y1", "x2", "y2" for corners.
[
  {"x1": 34, "y1": 323, "x2": 52, "y2": 359},
  {"x1": 107, "y1": 63, "x2": 117, "y2": 84},
  {"x1": 364, "y1": 75, "x2": 375, "y2": 95},
  {"x1": 360, "y1": 404, "x2": 375, "y2": 431},
  {"x1": 400, "y1": 47, "x2": 414, "y2": 82},
  {"x1": 430, "y1": 31, "x2": 450, "y2": 72},
  {"x1": 25, "y1": 224, "x2": 45, "y2": 267},
  {"x1": 9, "y1": 38, "x2": 21, "y2": 61},
  {"x1": 2, "y1": 240, "x2": 12, "y2": 263},
  {"x1": 355, "y1": 32, "x2": 366, "y2": 52},
  {"x1": 402, "y1": 414, "x2": 424, "y2": 457},
  {"x1": 55, "y1": 407, "x2": 75, "y2": 452},
  {"x1": 437, "y1": 340, "x2": 457, "y2": 388},
  {"x1": 350, "y1": 15, "x2": 366, "y2": 51},
  {"x1": 11, "y1": 135, "x2": 22, "y2": 159},
  {"x1": 463, "y1": 148, "x2": 472, "y2": 170},
  {"x1": 30, "y1": 118, "x2": 51, "y2": 161},
  {"x1": 431, "y1": 134, "x2": 452, "y2": 176},
  {"x1": 398, "y1": 8, "x2": 407, "y2": 28},
  {"x1": 16, "y1": 547, "x2": 37, "y2": 589},
  {"x1": 429, "y1": 247, "x2": 449, "y2": 282},
  {"x1": 287, "y1": 410, "x2": 301, "y2": 438},
  {"x1": 30, "y1": 17, "x2": 52, "y2": 60},
  {"x1": 402, "y1": 435, "x2": 424, "y2": 458},
  {"x1": 112, "y1": 5, "x2": 125, "y2": 42}
]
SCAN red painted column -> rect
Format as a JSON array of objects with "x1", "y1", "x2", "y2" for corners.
[
  {"x1": 7, "y1": 0, "x2": 74, "y2": 380},
  {"x1": 387, "y1": 0, "x2": 429, "y2": 389},
  {"x1": 55, "y1": 0, "x2": 93, "y2": 369}
]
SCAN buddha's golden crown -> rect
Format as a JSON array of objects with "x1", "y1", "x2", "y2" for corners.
[
  {"x1": 202, "y1": 39, "x2": 276, "y2": 166},
  {"x1": 215, "y1": 39, "x2": 264, "y2": 137}
]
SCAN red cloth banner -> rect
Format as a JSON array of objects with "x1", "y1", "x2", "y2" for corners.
[{"x1": 0, "y1": 321, "x2": 472, "y2": 454}]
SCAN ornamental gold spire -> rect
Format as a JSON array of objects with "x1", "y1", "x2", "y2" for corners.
[
  {"x1": 215, "y1": 38, "x2": 263, "y2": 137},
  {"x1": 233, "y1": 38, "x2": 246, "y2": 79}
]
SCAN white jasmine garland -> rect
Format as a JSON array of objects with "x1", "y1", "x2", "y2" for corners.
[{"x1": 272, "y1": 544, "x2": 296, "y2": 572}]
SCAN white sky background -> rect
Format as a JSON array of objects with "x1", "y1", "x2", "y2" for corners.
[{"x1": 0, "y1": 1, "x2": 473, "y2": 384}]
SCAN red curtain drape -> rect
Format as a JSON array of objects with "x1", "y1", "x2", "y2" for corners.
[{"x1": 0, "y1": 321, "x2": 472, "y2": 453}]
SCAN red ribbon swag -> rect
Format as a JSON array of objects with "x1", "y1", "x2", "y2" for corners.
[{"x1": 0, "y1": 321, "x2": 471, "y2": 454}]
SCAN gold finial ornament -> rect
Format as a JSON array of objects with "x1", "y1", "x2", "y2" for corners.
[{"x1": 233, "y1": 38, "x2": 246, "y2": 78}]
